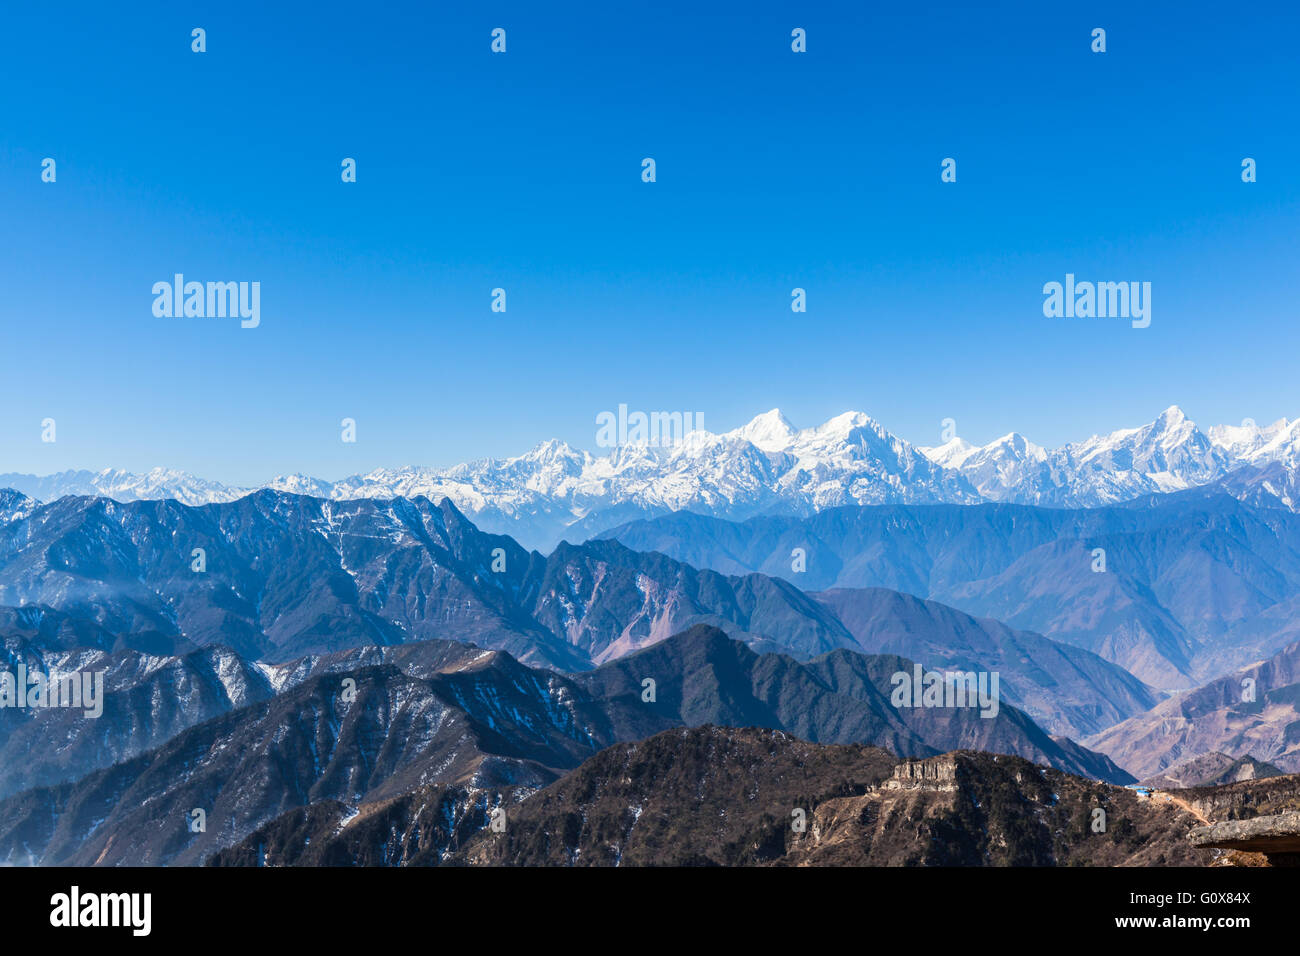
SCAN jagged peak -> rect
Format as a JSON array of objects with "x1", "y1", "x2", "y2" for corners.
[
  {"x1": 1155, "y1": 405, "x2": 1189, "y2": 426},
  {"x1": 731, "y1": 408, "x2": 798, "y2": 451}
]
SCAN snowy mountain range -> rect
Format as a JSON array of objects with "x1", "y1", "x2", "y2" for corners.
[
  {"x1": 921, "y1": 406, "x2": 1298, "y2": 507},
  {"x1": 3, "y1": 406, "x2": 1298, "y2": 550}
]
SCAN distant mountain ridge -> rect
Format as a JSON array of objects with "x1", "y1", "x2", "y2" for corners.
[
  {"x1": 572, "y1": 625, "x2": 1131, "y2": 782},
  {"x1": 1085, "y1": 637, "x2": 1300, "y2": 778},
  {"x1": 1139, "y1": 753, "x2": 1284, "y2": 789},
  {"x1": 0, "y1": 490, "x2": 1156, "y2": 737},
  {"x1": 601, "y1": 495, "x2": 1300, "y2": 690},
  {"x1": 4, "y1": 406, "x2": 1298, "y2": 550}
]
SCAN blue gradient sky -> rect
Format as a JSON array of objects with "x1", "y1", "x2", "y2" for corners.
[{"x1": 2, "y1": 1, "x2": 1297, "y2": 485}]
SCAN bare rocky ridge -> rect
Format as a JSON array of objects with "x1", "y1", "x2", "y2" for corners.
[
  {"x1": 1180, "y1": 774, "x2": 1300, "y2": 865},
  {"x1": 1190, "y1": 811, "x2": 1300, "y2": 863},
  {"x1": 210, "y1": 728, "x2": 1300, "y2": 867},
  {"x1": 1139, "y1": 752, "x2": 1283, "y2": 789},
  {"x1": 459, "y1": 728, "x2": 1204, "y2": 867},
  {"x1": 1086, "y1": 638, "x2": 1300, "y2": 778},
  {"x1": 1178, "y1": 771, "x2": 1300, "y2": 822}
]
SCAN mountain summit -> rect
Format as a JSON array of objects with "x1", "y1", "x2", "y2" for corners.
[{"x1": 731, "y1": 408, "x2": 798, "y2": 451}]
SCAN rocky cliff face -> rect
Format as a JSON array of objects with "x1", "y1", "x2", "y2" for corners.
[{"x1": 881, "y1": 756, "x2": 961, "y2": 792}]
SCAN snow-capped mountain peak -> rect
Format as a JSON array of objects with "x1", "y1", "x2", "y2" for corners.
[
  {"x1": 5, "y1": 405, "x2": 1300, "y2": 549},
  {"x1": 982, "y1": 433, "x2": 1048, "y2": 462},
  {"x1": 919, "y1": 430, "x2": 1047, "y2": 499},
  {"x1": 1157, "y1": 404, "x2": 1187, "y2": 425},
  {"x1": 268, "y1": 473, "x2": 337, "y2": 497},
  {"x1": 814, "y1": 410, "x2": 875, "y2": 438},
  {"x1": 1250, "y1": 418, "x2": 1300, "y2": 468},
  {"x1": 1209, "y1": 417, "x2": 1297, "y2": 465},
  {"x1": 730, "y1": 408, "x2": 798, "y2": 452},
  {"x1": 920, "y1": 437, "x2": 978, "y2": 469}
]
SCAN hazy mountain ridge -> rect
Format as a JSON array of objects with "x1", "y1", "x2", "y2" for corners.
[
  {"x1": 810, "y1": 587, "x2": 1159, "y2": 737},
  {"x1": 602, "y1": 495, "x2": 1300, "y2": 690},
  {"x1": 0, "y1": 492, "x2": 1157, "y2": 738},
  {"x1": 1085, "y1": 637, "x2": 1300, "y2": 779},
  {"x1": 571, "y1": 625, "x2": 1131, "y2": 781}
]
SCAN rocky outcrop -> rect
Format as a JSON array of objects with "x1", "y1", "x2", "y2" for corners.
[
  {"x1": 880, "y1": 756, "x2": 960, "y2": 792},
  {"x1": 1190, "y1": 811, "x2": 1300, "y2": 865}
]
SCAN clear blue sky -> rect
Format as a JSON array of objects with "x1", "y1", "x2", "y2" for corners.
[{"x1": 2, "y1": 1, "x2": 1297, "y2": 484}]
